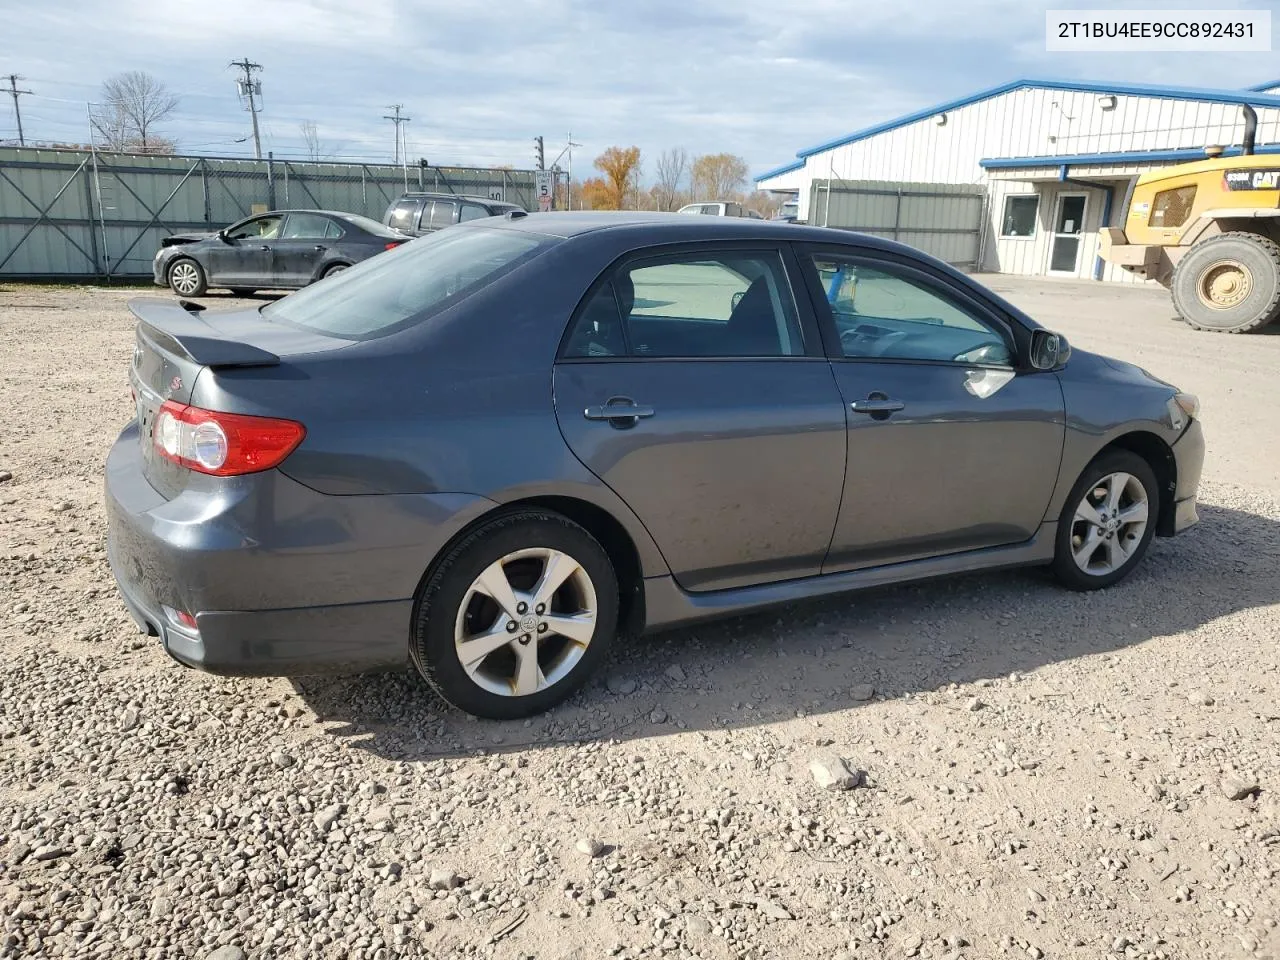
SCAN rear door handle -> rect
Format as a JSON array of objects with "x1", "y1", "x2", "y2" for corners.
[
  {"x1": 584, "y1": 397, "x2": 656, "y2": 428},
  {"x1": 259, "y1": 244, "x2": 270, "y2": 251},
  {"x1": 313, "y1": 244, "x2": 325, "y2": 251}
]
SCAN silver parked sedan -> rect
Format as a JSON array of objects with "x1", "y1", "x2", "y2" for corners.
[{"x1": 106, "y1": 213, "x2": 1204, "y2": 719}]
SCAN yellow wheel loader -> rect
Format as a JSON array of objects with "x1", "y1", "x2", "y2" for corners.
[{"x1": 1099, "y1": 105, "x2": 1280, "y2": 333}]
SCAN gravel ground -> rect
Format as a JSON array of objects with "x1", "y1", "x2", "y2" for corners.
[{"x1": 1, "y1": 279, "x2": 1278, "y2": 960}]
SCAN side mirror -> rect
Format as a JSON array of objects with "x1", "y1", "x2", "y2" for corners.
[
  {"x1": 1029, "y1": 329, "x2": 1071, "y2": 370},
  {"x1": 218, "y1": 230, "x2": 233, "y2": 244}
]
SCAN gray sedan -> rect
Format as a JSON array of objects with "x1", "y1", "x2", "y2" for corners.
[
  {"x1": 106, "y1": 213, "x2": 1204, "y2": 719},
  {"x1": 152, "y1": 209, "x2": 409, "y2": 297}
]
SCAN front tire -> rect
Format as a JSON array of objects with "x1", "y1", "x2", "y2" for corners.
[
  {"x1": 411, "y1": 509, "x2": 619, "y2": 719},
  {"x1": 167, "y1": 258, "x2": 207, "y2": 297},
  {"x1": 1170, "y1": 232, "x2": 1280, "y2": 333},
  {"x1": 1052, "y1": 451, "x2": 1160, "y2": 591}
]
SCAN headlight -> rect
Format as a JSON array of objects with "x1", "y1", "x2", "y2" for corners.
[{"x1": 1167, "y1": 392, "x2": 1199, "y2": 430}]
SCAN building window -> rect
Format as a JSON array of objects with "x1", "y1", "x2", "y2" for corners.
[
  {"x1": 1000, "y1": 195, "x2": 1039, "y2": 238},
  {"x1": 1148, "y1": 185, "x2": 1197, "y2": 229}
]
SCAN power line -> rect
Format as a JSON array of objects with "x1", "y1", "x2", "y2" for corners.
[
  {"x1": 383, "y1": 104, "x2": 410, "y2": 165},
  {"x1": 229, "y1": 58, "x2": 263, "y2": 160},
  {"x1": 6, "y1": 74, "x2": 33, "y2": 146}
]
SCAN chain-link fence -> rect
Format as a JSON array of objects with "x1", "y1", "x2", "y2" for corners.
[{"x1": 0, "y1": 147, "x2": 548, "y2": 279}]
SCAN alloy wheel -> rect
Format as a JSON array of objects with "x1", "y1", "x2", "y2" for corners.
[
  {"x1": 169, "y1": 262, "x2": 200, "y2": 296},
  {"x1": 453, "y1": 547, "x2": 597, "y2": 697},
  {"x1": 1069, "y1": 471, "x2": 1150, "y2": 576}
]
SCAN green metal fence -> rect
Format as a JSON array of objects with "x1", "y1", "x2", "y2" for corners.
[{"x1": 0, "y1": 148, "x2": 541, "y2": 279}]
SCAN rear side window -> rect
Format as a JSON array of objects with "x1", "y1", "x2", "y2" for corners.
[
  {"x1": 262, "y1": 228, "x2": 553, "y2": 339},
  {"x1": 460, "y1": 203, "x2": 489, "y2": 222},
  {"x1": 1148, "y1": 185, "x2": 1196, "y2": 229},
  {"x1": 429, "y1": 201, "x2": 458, "y2": 229},
  {"x1": 387, "y1": 200, "x2": 421, "y2": 231},
  {"x1": 282, "y1": 213, "x2": 334, "y2": 240}
]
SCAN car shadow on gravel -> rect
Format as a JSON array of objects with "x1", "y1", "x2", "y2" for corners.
[{"x1": 292, "y1": 501, "x2": 1280, "y2": 760}]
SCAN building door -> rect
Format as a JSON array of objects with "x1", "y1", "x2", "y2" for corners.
[{"x1": 1048, "y1": 194, "x2": 1087, "y2": 274}]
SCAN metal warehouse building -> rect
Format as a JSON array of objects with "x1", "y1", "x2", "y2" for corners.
[{"x1": 756, "y1": 78, "x2": 1280, "y2": 282}]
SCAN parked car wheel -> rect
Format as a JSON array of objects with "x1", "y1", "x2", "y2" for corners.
[
  {"x1": 1052, "y1": 451, "x2": 1159, "y2": 591},
  {"x1": 167, "y1": 258, "x2": 207, "y2": 297},
  {"x1": 321, "y1": 263, "x2": 349, "y2": 279},
  {"x1": 411, "y1": 510, "x2": 619, "y2": 719}
]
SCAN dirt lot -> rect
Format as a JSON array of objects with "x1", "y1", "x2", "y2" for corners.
[{"x1": 1, "y1": 277, "x2": 1278, "y2": 960}]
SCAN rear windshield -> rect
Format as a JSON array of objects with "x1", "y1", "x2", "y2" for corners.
[
  {"x1": 261, "y1": 226, "x2": 552, "y2": 339},
  {"x1": 341, "y1": 212, "x2": 407, "y2": 238}
]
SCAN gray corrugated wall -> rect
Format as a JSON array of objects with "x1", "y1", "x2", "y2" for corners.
[
  {"x1": 0, "y1": 148, "x2": 540, "y2": 278},
  {"x1": 808, "y1": 179, "x2": 987, "y2": 267}
]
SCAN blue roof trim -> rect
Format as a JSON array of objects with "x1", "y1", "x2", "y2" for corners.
[
  {"x1": 754, "y1": 158, "x2": 805, "y2": 182},
  {"x1": 1246, "y1": 79, "x2": 1280, "y2": 91},
  {"x1": 981, "y1": 143, "x2": 1280, "y2": 169},
  {"x1": 795, "y1": 78, "x2": 1280, "y2": 160}
]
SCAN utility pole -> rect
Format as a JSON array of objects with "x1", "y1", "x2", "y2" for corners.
[
  {"x1": 5, "y1": 74, "x2": 32, "y2": 146},
  {"x1": 384, "y1": 104, "x2": 410, "y2": 165},
  {"x1": 533, "y1": 135, "x2": 545, "y2": 171},
  {"x1": 230, "y1": 58, "x2": 264, "y2": 159}
]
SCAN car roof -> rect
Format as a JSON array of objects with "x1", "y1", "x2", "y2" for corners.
[
  {"x1": 394, "y1": 193, "x2": 515, "y2": 205},
  {"x1": 478, "y1": 210, "x2": 914, "y2": 253}
]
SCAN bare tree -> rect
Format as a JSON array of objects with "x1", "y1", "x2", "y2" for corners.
[
  {"x1": 300, "y1": 120, "x2": 322, "y2": 161},
  {"x1": 95, "y1": 71, "x2": 178, "y2": 154},
  {"x1": 691, "y1": 153, "x2": 749, "y2": 202},
  {"x1": 654, "y1": 147, "x2": 689, "y2": 211}
]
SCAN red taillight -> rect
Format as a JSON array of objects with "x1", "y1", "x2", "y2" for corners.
[
  {"x1": 175, "y1": 610, "x2": 198, "y2": 630},
  {"x1": 153, "y1": 401, "x2": 305, "y2": 476},
  {"x1": 384, "y1": 241, "x2": 404, "y2": 250}
]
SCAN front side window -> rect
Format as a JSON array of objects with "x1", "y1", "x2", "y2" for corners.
[
  {"x1": 226, "y1": 215, "x2": 282, "y2": 241},
  {"x1": 563, "y1": 250, "x2": 804, "y2": 358},
  {"x1": 262, "y1": 227, "x2": 553, "y2": 339},
  {"x1": 460, "y1": 203, "x2": 489, "y2": 222},
  {"x1": 386, "y1": 200, "x2": 420, "y2": 232},
  {"x1": 282, "y1": 213, "x2": 336, "y2": 240},
  {"x1": 1000, "y1": 195, "x2": 1039, "y2": 238},
  {"x1": 810, "y1": 256, "x2": 1012, "y2": 365},
  {"x1": 1148, "y1": 185, "x2": 1197, "y2": 229}
]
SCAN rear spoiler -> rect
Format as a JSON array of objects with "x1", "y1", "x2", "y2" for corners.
[{"x1": 128, "y1": 298, "x2": 280, "y2": 368}]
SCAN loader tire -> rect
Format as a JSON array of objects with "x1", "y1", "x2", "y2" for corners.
[{"x1": 1170, "y1": 232, "x2": 1280, "y2": 333}]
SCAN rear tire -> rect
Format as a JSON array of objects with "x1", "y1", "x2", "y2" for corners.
[
  {"x1": 1170, "y1": 232, "x2": 1280, "y2": 333},
  {"x1": 321, "y1": 263, "x2": 349, "y2": 280},
  {"x1": 410, "y1": 509, "x2": 619, "y2": 719},
  {"x1": 167, "y1": 258, "x2": 207, "y2": 298},
  {"x1": 1052, "y1": 450, "x2": 1160, "y2": 591}
]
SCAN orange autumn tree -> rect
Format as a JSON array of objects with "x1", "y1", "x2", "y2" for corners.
[{"x1": 585, "y1": 146, "x2": 641, "y2": 209}]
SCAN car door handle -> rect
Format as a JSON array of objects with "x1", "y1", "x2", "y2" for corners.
[
  {"x1": 259, "y1": 244, "x2": 270, "y2": 251},
  {"x1": 584, "y1": 398, "x2": 656, "y2": 428},
  {"x1": 313, "y1": 245, "x2": 325, "y2": 251},
  {"x1": 850, "y1": 395, "x2": 905, "y2": 420}
]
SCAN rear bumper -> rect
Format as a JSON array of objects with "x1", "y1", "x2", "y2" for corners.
[
  {"x1": 104, "y1": 422, "x2": 495, "y2": 675},
  {"x1": 1168, "y1": 418, "x2": 1205, "y2": 535}
]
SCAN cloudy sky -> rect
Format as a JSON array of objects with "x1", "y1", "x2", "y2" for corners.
[{"x1": 5, "y1": 0, "x2": 1279, "y2": 179}]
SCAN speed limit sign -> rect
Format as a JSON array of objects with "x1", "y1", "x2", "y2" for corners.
[{"x1": 536, "y1": 170, "x2": 554, "y2": 211}]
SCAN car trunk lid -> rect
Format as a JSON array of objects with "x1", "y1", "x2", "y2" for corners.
[{"x1": 127, "y1": 297, "x2": 345, "y2": 498}]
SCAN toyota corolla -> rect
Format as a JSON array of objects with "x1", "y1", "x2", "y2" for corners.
[{"x1": 105, "y1": 212, "x2": 1204, "y2": 719}]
